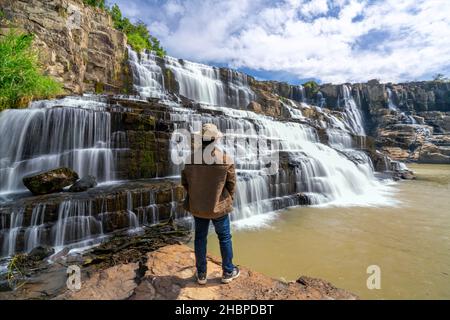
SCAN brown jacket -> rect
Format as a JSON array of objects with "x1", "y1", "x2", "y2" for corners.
[{"x1": 181, "y1": 148, "x2": 236, "y2": 219}]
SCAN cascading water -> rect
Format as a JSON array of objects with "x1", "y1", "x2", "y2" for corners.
[
  {"x1": 128, "y1": 47, "x2": 255, "y2": 108},
  {"x1": 341, "y1": 85, "x2": 366, "y2": 136},
  {"x1": 127, "y1": 49, "x2": 395, "y2": 226},
  {"x1": 0, "y1": 97, "x2": 115, "y2": 196},
  {"x1": 0, "y1": 47, "x2": 397, "y2": 258},
  {"x1": 168, "y1": 106, "x2": 392, "y2": 224},
  {"x1": 0, "y1": 185, "x2": 183, "y2": 257},
  {"x1": 387, "y1": 88, "x2": 417, "y2": 124}
]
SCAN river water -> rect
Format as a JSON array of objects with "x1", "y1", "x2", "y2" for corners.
[{"x1": 206, "y1": 164, "x2": 450, "y2": 299}]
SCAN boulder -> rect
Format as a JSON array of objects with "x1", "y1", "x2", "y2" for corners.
[
  {"x1": 69, "y1": 175, "x2": 98, "y2": 192},
  {"x1": 400, "y1": 171, "x2": 415, "y2": 180},
  {"x1": 247, "y1": 101, "x2": 263, "y2": 113},
  {"x1": 28, "y1": 246, "x2": 55, "y2": 261},
  {"x1": 419, "y1": 152, "x2": 450, "y2": 164},
  {"x1": 22, "y1": 167, "x2": 79, "y2": 195}
]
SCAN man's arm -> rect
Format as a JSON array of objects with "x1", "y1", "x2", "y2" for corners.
[{"x1": 225, "y1": 164, "x2": 236, "y2": 199}]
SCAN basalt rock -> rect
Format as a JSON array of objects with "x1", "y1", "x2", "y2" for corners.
[
  {"x1": 23, "y1": 167, "x2": 79, "y2": 195},
  {"x1": 69, "y1": 175, "x2": 97, "y2": 192},
  {"x1": 28, "y1": 246, "x2": 55, "y2": 261},
  {"x1": 418, "y1": 143, "x2": 450, "y2": 164},
  {"x1": 0, "y1": 179, "x2": 187, "y2": 254}
]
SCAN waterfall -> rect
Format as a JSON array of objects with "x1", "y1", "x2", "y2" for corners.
[
  {"x1": 128, "y1": 49, "x2": 166, "y2": 99},
  {"x1": 126, "y1": 48, "x2": 394, "y2": 226},
  {"x1": 165, "y1": 104, "x2": 391, "y2": 223},
  {"x1": 0, "y1": 48, "x2": 397, "y2": 257},
  {"x1": 1, "y1": 209, "x2": 24, "y2": 257},
  {"x1": 387, "y1": 88, "x2": 398, "y2": 111},
  {"x1": 127, "y1": 48, "x2": 255, "y2": 108},
  {"x1": 341, "y1": 85, "x2": 366, "y2": 136},
  {"x1": 0, "y1": 186, "x2": 181, "y2": 257},
  {"x1": 24, "y1": 204, "x2": 46, "y2": 252},
  {"x1": 0, "y1": 97, "x2": 115, "y2": 196},
  {"x1": 387, "y1": 87, "x2": 417, "y2": 124}
]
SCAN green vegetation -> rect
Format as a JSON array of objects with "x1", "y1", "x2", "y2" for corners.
[
  {"x1": 432, "y1": 73, "x2": 449, "y2": 82},
  {"x1": 82, "y1": 1, "x2": 166, "y2": 57},
  {"x1": 6, "y1": 254, "x2": 27, "y2": 289},
  {"x1": 303, "y1": 80, "x2": 320, "y2": 95},
  {"x1": 0, "y1": 31, "x2": 62, "y2": 110},
  {"x1": 0, "y1": 9, "x2": 6, "y2": 21},
  {"x1": 82, "y1": 0, "x2": 106, "y2": 9}
]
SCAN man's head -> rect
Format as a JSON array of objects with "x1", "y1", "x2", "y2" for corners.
[{"x1": 195, "y1": 123, "x2": 223, "y2": 148}]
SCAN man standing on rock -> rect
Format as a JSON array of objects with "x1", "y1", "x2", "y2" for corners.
[{"x1": 181, "y1": 123, "x2": 240, "y2": 285}]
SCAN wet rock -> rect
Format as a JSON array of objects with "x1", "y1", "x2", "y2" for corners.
[
  {"x1": 297, "y1": 193, "x2": 311, "y2": 205},
  {"x1": 381, "y1": 147, "x2": 411, "y2": 162},
  {"x1": 22, "y1": 167, "x2": 79, "y2": 195},
  {"x1": 418, "y1": 143, "x2": 450, "y2": 164},
  {"x1": 419, "y1": 151, "x2": 450, "y2": 164},
  {"x1": 400, "y1": 171, "x2": 415, "y2": 180},
  {"x1": 29, "y1": 246, "x2": 55, "y2": 261},
  {"x1": 69, "y1": 175, "x2": 97, "y2": 192},
  {"x1": 247, "y1": 101, "x2": 263, "y2": 114}
]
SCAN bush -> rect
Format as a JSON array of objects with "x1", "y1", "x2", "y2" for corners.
[
  {"x1": 82, "y1": 0, "x2": 106, "y2": 10},
  {"x1": 83, "y1": 2, "x2": 166, "y2": 57},
  {"x1": 108, "y1": 4, "x2": 166, "y2": 57},
  {"x1": 0, "y1": 31, "x2": 62, "y2": 110},
  {"x1": 303, "y1": 80, "x2": 320, "y2": 95}
]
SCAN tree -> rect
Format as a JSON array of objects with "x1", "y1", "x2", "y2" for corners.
[{"x1": 433, "y1": 73, "x2": 448, "y2": 82}]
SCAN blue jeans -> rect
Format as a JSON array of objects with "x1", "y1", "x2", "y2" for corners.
[{"x1": 194, "y1": 214, "x2": 234, "y2": 274}]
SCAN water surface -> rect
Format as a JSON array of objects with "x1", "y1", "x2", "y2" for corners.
[{"x1": 207, "y1": 164, "x2": 450, "y2": 299}]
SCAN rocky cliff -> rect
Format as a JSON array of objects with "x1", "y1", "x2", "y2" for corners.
[
  {"x1": 0, "y1": 0, "x2": 131, "y2": 94},
  {"x1": 0, "y1": 244, "x2": 357, "y2": 300},
  {"x1": 264, "y1": 79, "x2": 450, "y2": 163}
]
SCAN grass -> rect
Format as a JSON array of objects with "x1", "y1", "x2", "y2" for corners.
[
  {"x1": 6, "y1": 254, "x2": 27, "y2": 289},
  {"x1": 0, "y1": 31, "x2": 62, "y2": 110}
]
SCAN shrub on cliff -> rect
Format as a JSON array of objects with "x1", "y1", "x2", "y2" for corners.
[
  {"x1": 0, "y1": 31, "x2": 62, "y2": 110},
  {"x1": 109, "y1": 4, "x2": 166, "y2": 57},
  {"x1": 82, "y1": 1, "x2": 166, "y2": 57},
  {"x1": 82, "y1": 0, "x2": 106, "y2": 9},
  {"x1": 303, "y1": 81, "x2": 320, "y2": 95}
]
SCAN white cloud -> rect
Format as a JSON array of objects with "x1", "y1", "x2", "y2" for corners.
[{"x1": 117, "y1": 0, "x2": 450, "y2": 83}]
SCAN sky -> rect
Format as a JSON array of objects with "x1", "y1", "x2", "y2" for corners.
[{"x1": 109, "y1": 0, "x2": 450, "y2": 84}]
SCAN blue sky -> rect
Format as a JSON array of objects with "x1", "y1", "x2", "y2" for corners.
[{"x1": 109, "y1": 0, "x2": 450, "y2": 84}]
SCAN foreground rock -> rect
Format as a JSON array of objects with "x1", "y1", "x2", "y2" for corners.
[
  {"x1": 69, "y1": 175, "x2": 98, "y2": 192},
  {"x1": 22, "y1": 167, "x2": 79, "y2": 195},
  {"x1": 0, "y1": 223, "x2": 191, "y2": 299},
  {"x1": 58, "y1": 244, "x2": 357, "y2": 300}
]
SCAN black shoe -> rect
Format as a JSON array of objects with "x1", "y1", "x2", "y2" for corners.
[
  {"x1": 222, "y1": 266, "x2": 240, "y2": 284},
  {"x1": 197, "y1": 272, "x2": 207, "y2": 285}
]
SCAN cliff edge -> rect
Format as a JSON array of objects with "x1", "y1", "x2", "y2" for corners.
[
  {"x1": 0, "y1": 0, "x2": 131, "y2": 94},
  {"x1": 58, "y1": 244, "x2": 357, "y2": 300}
]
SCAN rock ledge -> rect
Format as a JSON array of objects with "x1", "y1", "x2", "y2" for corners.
[{"x1": 59, "y1": 244, "x2": 358, "y2": 300}]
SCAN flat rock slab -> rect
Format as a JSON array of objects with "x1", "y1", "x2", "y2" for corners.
[
  {"x1": 133, "y1": 244, "x2": 357, "y2": 300},
  {"x1": 46, "y1": 244, "x2": 357, "y2": 300},
  {"x1": 56, "y1": 263, "x2": 138, "y2": 300}
]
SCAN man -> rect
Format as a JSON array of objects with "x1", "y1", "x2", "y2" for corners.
[{"x1": 181, "y1": 123, "x2": 240, "y2": 285}]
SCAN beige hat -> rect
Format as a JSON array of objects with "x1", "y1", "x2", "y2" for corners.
[{"x1": 194, "y1": 123, "x2": 223, "y2": 141}]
